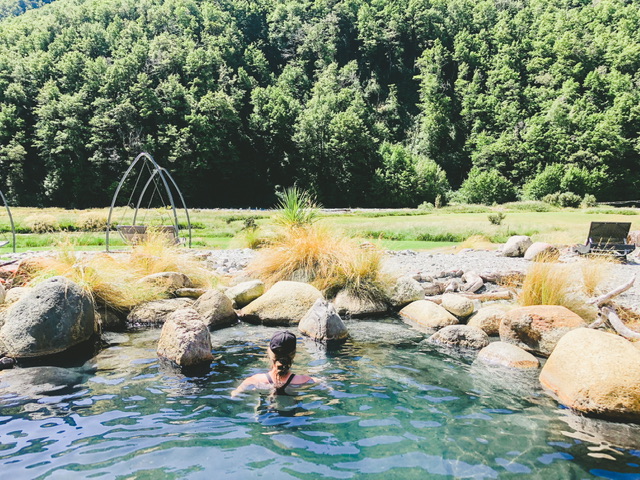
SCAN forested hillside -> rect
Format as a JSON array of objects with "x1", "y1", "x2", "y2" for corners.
[
  {"x1": 0, "y1": 0, "x2": 55, "y2": 20},
  {"x1": 0, "y1": 0, "x2": 638, "y2": 208}
]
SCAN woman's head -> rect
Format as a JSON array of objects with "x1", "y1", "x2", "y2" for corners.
[{"x1": 268, "y1": 331, "x2": 297, "y2": 375}]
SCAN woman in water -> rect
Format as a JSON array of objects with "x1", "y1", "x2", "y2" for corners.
[{"x1": 231, "y1": 331, "x2": 316, "y2": 397}]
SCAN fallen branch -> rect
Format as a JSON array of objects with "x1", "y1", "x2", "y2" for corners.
[
  {"x1": 601, "y1": 306, "x2": 640, "y2": 340},
  {"x1": 425, "y1": 290, "x2": 513, "y2": 304},
  {"x1": 588, "y1": 275, "x2": 635, "y2": 307},
  {"x1": 462, "y1": 271, "x2": 484, "y2": 293}
]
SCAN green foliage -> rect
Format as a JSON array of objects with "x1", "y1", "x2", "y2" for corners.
[
  {"x1": 455, "y1": 168, "x2": 516, "y2": 205},
  {"x1": 581, "y1": 194, "x2": 597, "y2": 208},
  {"x1": 373, "y1": 142, "x2": 450, "y2": 207},
  {"x1": 0, "y1": 0, "x2": 638, "y2": 207},
  {"x1": 273, "y1": 186, "x2": 320, "y2": 229},
  {"x1": 543, "y1": 191, "x2": 582, "y2": 208}
]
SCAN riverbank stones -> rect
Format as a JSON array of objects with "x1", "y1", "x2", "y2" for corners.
[
  {"x1": 333, "y1": 290, "x2": 388, "y2": 318},
  {"x1": 193, "y1": 289, "x2": 237, "y2": 329},
  {"x1": 224, "y1": 279, "x2": 265, "y2": 308},
  {"x1": 476, "y1": 342, "x2": 540, "y2": 369},
  {"x1": 127, "y1": 298, "x2": 194, "y2": 326},
  {"x1": 399, "y1": 300, "x2": 458, "y2": 331},
  {"x1": 157, "y1": 308, "x2": 213, "y2": 367},
  {"x1": 427, "y1": 325, "x2": 489, "y2": 350},
  {"x1": 240, "y1": 281, "x2": 322, "y2": 326},
  {"x1": 499, "y1": 305, "x2": 586, "y2": 357},
  {"x1": 441, "y1": 294, "x2": 474, "y2": 318},
  {"x1": 299, "y1": 298, "x2": 348, "y2": 342},
  {"x1": 540, "y1": 328, "x2": 640, "y2": 423},
  {"x1": 0, "y1": 276, "x2": 96, "y2": 358},
  {"x1": 467, "y1": 306, "x2": 508, "y2": 336}
]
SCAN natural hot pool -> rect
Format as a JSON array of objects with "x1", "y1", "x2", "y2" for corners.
[{"x1": 1, "y1": 318, "x2": 639, "y2": 479}]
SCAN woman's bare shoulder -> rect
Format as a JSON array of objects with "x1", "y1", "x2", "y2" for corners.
[{"x1": 291, "y1": 374, "x2": 317, "y2": 385}]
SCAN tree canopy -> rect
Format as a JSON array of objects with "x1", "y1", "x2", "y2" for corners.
[{"x1": 0, "y1": 0, "x2": 638, "y2": 207}]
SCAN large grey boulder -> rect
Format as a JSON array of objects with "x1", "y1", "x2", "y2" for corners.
[
  {"x1": 299, "y1": 298, "x2": 348, "y2": 342},
  {"x1": 225, "y1": 280, "x2": 265, "y2": 308},
  {"x1": 427, "y1": 325, "x2": 489, "y2": 350},
  {"x1": 193, "y1": 289, "x2": 237, "y2": 329},
  {"x1": 540, "y1": 328, "x2": 640, "y2": 423},
  {"x1": 440, "y1": 293, "x2": 474, "y2": 318},
  {"x1": 5, "y1": 286, "x2": 30, "y2": 305},
  {"x1": 157, "y1": 308, "x2": 213, "y2": 367},
  {"x1": 399, "y1": 300, "x2": 458, "y2": 331},
  {"x1": 333, "y1": 290, "x2": 388, "y2": 318},
  {"x1": 501, "y1": 235, "x2": 533, "y2": 257},
  {"x1": 388, "y1": 276, "x2": 424, "y2": 308},
  {"x1": 127, "y1": 298, "x2": 194, "y2": 326},
  {"x1": 476, "y1": 342, "x2": 540, "y2": 369},
  {"x1": 0, "y1": 282, "x2": 5, "y2": 304},
  {"x1": 240, "y1": 281, "x2": 322, "y2": 326},
  {"x1": 0, "y1": 276, "x2": 96, "y2": 358},
  {"x1": 499, "y1": 305, "x2": 586, "y2": 357}
]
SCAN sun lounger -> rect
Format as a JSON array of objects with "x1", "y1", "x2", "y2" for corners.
[{"x1": 574, "y1": 221, "x2": 635, "y2": 258}]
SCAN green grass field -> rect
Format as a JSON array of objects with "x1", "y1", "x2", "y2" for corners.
[{"x1": 0, "y1": 204, "x2": 637, "y2": 254}]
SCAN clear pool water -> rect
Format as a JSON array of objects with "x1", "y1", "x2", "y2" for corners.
[{"x1": 1, "y1": 319, "x2": 639, "y2": 479}]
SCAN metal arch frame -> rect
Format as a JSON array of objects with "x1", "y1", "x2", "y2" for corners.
[
  {"x1": 106, "y1": 152, "x2": 192, "y2": 251},
  {"x1": 0, "y1": 189, "x2": 16, "y2": 253}
]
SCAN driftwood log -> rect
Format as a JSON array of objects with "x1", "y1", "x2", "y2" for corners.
[
  {"x1": 425, "y1": 290, "x2": 514, "y2": 305},
  {"x1": 600, "y1": 307, "x2": 640, "y2": 340},
  {"x1": 588, "y1": 275, "x2": 635, "y2": 307}
]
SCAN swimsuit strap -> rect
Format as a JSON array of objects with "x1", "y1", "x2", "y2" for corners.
[
  {"x1": 265, "y1": 373, "x2": 273, "y2": 385},
  {"x1": 282, "y1": 374, "x2": 295, "y2": 388}
]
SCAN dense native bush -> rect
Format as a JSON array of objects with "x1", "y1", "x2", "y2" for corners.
[
  {"x1": 524, "y1": 164, "x2": 608, "y2": 200},
  {"x1": 373, "y1": 143, "x2": 450, "y2": 207},
  {"x1": 454, "y1": 168, "x2": 516, "y2": 205}
]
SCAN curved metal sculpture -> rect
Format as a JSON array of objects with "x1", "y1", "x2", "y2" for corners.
[
  {"x1": 0, "y1": 189, "x2": 16, "y2": 253},
  {"x1": 106, "y1": 152, "x2": 191, "y2": 251}
]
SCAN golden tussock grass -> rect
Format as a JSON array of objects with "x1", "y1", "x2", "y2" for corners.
[
  {"x1": 518, "y1": 257, "x2": 598, "y2": 321},
  {"x1": 458, "y1": 235, "x2": 497, "y2": 251},
  {"x1": 21, "y1": 234, "x2": 216, "y2": 311},
  {"x1": 247, "y1": 225, "x2": 391, "y2": 302}
]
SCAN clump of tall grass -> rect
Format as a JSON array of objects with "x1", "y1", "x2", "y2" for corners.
[
  {"x1": 458, "y1": 235, "x2": 496, "y2": 251},
  {"x1": 76, "y1": 212, "x2": 108, "y2": 231},
  {"x1": 20, "y1": 233, "x2": 216, "y2": 311},
  {"x1": 24, "y1": 214, "x2": 59, "y2": 233},
  {"x1": 518, "y1": 257, "x2": 598, "y2": 320},
  {"x1": 272, "y1": 186, "x2": 320, "y2": 228},
  {"x1": 249, "y1": 188, "x2": 390, "y2": 302}
]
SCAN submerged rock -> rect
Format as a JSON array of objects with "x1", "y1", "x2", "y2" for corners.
[
  {"x1": 157, "y1": 308, "x2": 213, "y2": 367},
  {"x1": 0, "y1": 276, "x2": 96, "y2": 358},
  {"x1": 240, "y1": 281, "x2": 322, "y2": 326},
  {"x1": 540, "y1": 328, "x2": 640, "y2": 423},
  {"x1": 127, "y1": 298, "x2": 194, "y2": 326},
  {"x1": 399, "y1": 300, "x2": 458, "y2": 331},
  {"x1": 347, "y1": 319, "x2": 426, "y2": 346},
  {"x1": 299, "y1": 298, "x2": 348, "y2": 342},
  {"x1": 475, "y1": 341, "x2": 540, "y2": 369},
  {"x1": 427, "y1": 325, "x2": 489, "y2": 350},
  {"x1": 193, "y1": 289, "x2": 237, "y2": 329},
  {"x1": 499, "y1": 305, "x2": 586, "y2": 357}
]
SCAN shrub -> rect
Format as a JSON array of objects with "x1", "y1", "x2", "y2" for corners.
[
  {"x1": 24, "y1": 214, "x2": 60, "y2": 233},
  {"x1": 581, "y1": 194, "x2": 597, "y2": 208},
  {"x1": 558, "y1": 191, "x2": 582, "y2": 208},
  {"x1": 417, "y1": 201, "x2": 434, "y2": 211},
  {"x1": 373, "y1": 142, "x2": 450, "y2": 207},
  {"x1": 524, "y1": 164, "x2": 608, "y2": 200},
  {"x1": 488, "y1": 212, "x2": 506, "y2": 225},
  {"x1": 542, "y1": 192, "x2": 561, "y2": 206},
  {"x1": 455, "y1": 167, "x2": 516, "y2": 205}
]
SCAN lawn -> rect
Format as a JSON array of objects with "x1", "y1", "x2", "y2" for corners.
[{"x1": 0, "y1": 204, "x2": 637, "y2": 254}]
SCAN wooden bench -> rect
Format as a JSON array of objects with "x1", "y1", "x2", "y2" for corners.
[{"x1": 116, "y1": 225, "x2": 180, "y2": 245}]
